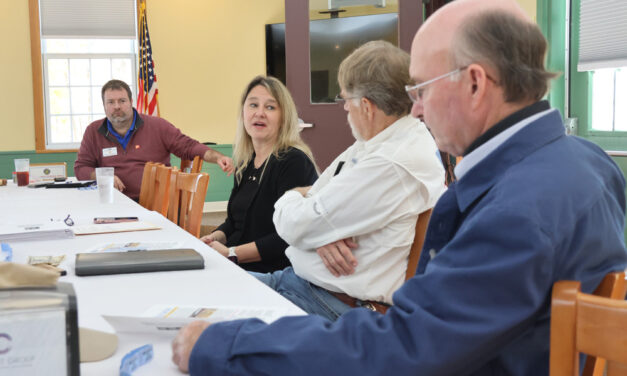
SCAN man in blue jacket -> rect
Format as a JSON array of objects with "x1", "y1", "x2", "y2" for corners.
[{"x1": 171, "y1": 0, "x2": 627, "y2": 374}]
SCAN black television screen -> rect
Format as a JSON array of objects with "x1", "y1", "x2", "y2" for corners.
[
  {"x1": 266, "y1": 13, "x2": 399, "y2": 103},
  {"x1": 265, "y1": 22, "x2": 286, "y2": 85}
]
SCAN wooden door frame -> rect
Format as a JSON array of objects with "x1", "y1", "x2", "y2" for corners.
[{"x1": 284, "y1": 0, "x2": 423, "y2": 169}]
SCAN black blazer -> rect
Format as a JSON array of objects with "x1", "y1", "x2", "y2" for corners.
[{"x1": 216, "y1": 147, "x2": 318, "y2": 273}]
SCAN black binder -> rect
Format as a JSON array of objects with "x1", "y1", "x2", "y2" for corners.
[{"x1": 75, "y1": 249, "x2": 204, "y2": 276}]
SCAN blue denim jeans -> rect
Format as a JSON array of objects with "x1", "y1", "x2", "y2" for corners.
[{"x1": 250, "y1": 267, "x2": 351, "y2": 321}]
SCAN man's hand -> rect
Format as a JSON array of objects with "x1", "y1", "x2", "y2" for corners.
[
  {"x1": 292, "y1": 186, "x2": 312, "y2": 197},
  {"x1": 208, "y1": 241, "x2": 229, "y2": 258},
  {"x1": 317, "y1": 238, "x2": 358, "y2": 277},
  {"x1": 172, "y1": 320, "x2": 211, "y2": 373},
  {"x1": 200, "y1": 230, "x2": 226, "y2": 245},
  {"x1": 113, "y1": 175, "x2": 125, "y2": 192},
  {"x1": 217, "y1": 156, "x2": 234, "y2": 176}
]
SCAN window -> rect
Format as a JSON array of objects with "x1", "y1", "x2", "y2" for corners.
[
  {"x1": 29, "y1": 0, "x2": 137, "y2": 151},
  {"x1": 42, "y1": 39, "x2": 136, "y2": 149},
  {"x1": 590, "y1": 68, "x2": 627, "y2": 132},
  {"x1": 568, "y1": 0, "x2": 627, "y2": 148}
]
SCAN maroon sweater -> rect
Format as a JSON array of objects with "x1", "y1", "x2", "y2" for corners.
[{"x1": 74, "y1": 111, "x2": 209, "y2": 200}]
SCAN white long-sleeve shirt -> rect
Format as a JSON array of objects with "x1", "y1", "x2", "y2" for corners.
[{"x1": 273, "y1": 115, "x2": 446, "y2": 303}]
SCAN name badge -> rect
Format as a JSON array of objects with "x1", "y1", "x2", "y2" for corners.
[{"x1": 102, "y1": 147, "x2": 117, "y2": 157}]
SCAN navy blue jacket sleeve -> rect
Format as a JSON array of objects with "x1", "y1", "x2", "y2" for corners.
[
  {"x1": 189, "y1": 204, "x2": 554, "y2": 375},
  {"x1": 188, "y1": 191, "x2": 626, "y2": 375}
]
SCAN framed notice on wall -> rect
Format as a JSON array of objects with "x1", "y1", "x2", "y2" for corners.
[{"x1": 30, "y1": 162, "x2": 67, "y2": 181}]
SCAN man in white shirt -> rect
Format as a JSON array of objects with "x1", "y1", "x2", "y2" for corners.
[{"x1": 252, "y1": 40, "x2": 446, "y2": 321}]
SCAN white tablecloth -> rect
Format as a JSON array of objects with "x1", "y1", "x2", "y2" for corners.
[{"x1": 0, "y1": 183, "x2": 303, "y2": 375}]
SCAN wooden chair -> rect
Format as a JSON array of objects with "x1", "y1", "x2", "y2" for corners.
[
  {"x1": 180, "y1": 155, "x2": 203, "y2": 173},
  {"x1": 167, "y1": 167, "x2": 180, "y2": 222},
  {"x1": 582, "y1": 272, "x2": 627, "y2": 376},
  {"x1": 168, "y1": 172, "x2": 209, "y2": 237},
  {"x1": 138, "y1": 162, "x2": 159, "y2": 209},
  {"x1": 550, "y1": 272, "x2": 627, "y2": 376},
  {"x1": 405, "y1": 208, "x2": 433, "y2": 281},
  {"x1": 149, "y1": 165, "x2": 172, "y2": 216}
]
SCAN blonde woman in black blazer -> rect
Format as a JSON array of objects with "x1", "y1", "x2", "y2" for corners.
[{"x1": 201, "y1": 76, "x2": 317, "y2": 273}]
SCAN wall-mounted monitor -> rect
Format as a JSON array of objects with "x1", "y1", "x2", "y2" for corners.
[{"x1": 266, "y1": 13, "x2": 398, "y2": 103}]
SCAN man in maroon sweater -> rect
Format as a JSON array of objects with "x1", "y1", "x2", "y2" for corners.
[{"x1": 75, "y1": 79, "x2": 233, "y2": 201}]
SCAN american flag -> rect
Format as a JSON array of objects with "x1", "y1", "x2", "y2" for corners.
[{"x1": 136, "y1": 0, "x2": 159, "y2": 116}]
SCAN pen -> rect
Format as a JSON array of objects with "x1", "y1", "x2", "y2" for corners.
[{"x1": 93, "y1": 216, "x2": 139, "y2": 224}]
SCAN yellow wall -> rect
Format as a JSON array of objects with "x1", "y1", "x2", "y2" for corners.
[
  {"x1": 0, "y1": 0, "x2": 536, "y2": 152},
  {"x1": 0, "y1": 0, "x2": 35, "y2": 151},
  {"x1": 147, "y1": 0, "x2": 284, "y2": 144},
  {"x1": 517, "y1": 0, "x2": 537, "y2": 21},
  {"x1": 0, "y1": 0, "x2": 284, "y2": 151}
]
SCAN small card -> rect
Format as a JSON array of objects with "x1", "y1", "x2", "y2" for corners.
[{"x1": 102, "y1": 147, "x2": 117, "y2": 157}]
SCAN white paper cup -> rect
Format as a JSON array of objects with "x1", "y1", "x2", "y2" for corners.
[{"x1": 96, "y1": 167, "x2": 115, "y2": 204}]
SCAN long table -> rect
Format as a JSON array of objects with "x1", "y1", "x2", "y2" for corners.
[{"x1": 0, "y1": 183, "x2": 304, "y2": 375}]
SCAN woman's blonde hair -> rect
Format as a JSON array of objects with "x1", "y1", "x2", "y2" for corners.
[{"x1": 232, "y1": 75, "x2": 316, "y2": 183}]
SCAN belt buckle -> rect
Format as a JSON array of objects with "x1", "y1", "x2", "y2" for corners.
[{"x1": 361, "y1": 302, "x2": 377, "y2": 312}]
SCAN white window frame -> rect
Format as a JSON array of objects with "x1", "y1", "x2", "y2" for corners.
[{"x1": 42, "y1": 52, "x2": 137, "y2": 150}]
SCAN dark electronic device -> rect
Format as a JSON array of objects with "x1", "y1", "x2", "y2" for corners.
[
  {"x1": 75, "y1": 249, "x2": 205, "y2": 276},
  {"x1": 265, "y1": 13, "x2": 398, "y2": 103}
]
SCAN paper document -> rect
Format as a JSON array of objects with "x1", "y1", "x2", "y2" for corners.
[
  {"x1": 103, "y1": 304, "x2": 292, "y2": 336},
  {"x1": 0, "y1": 222, "x2": 74, "y2": 242},
  {"x1": 28, "y1": 255, "x2": 66, "y2": 266},
  {"x1": 73, "y1": 221, "x2": 160, "y2": 236},
  {"x1": 87, "y1": 241, "x2": 183, "y2": 253}
]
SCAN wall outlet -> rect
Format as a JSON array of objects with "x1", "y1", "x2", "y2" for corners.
[{"x1": 564, "y1": 117, "x2": 578, "y2": 135}]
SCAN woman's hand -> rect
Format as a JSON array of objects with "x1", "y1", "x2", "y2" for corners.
[
  {"x1": 208, "y1": 241, "x2": 229, "y2": 258},
  {"x1": 200, "y1": 230, "x2": 226, "y2": 245}
]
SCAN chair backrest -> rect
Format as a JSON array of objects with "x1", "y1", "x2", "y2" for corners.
[
  {"x1": 150, "y1": 165, "x2": 172, "y2": 216},
  {"x1": 550, "y1": 272, "x2": 627, "y2": 376},
  {"x1": 180, "y1": 155, "x2": 203, "y2": 174},
  {"x1": 582, "y1": 272, "x2": 627, "y2": 376},
  {"x1": 169, "y1": 172, "x2": 209, "y2": 237},
  {"x1": 138, "y1": 162, "x2": 159, "y2": 208},
  {"x1": 405, "y1": 208, "x2": 433, "y2": 281},
  {"x1": 167, "y1": 168, "x2": 180, "y2": 223}
]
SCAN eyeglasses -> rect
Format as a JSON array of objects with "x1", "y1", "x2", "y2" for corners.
[
  {"x1": 405, "y1": 66, "x2": 468, "y2": 103},
  {"x1": 50, "y1": 214, "x2": 74, "y2": 227},
  {"x1": 334, "y1": 93, "x2": 361, "y2": 104}
]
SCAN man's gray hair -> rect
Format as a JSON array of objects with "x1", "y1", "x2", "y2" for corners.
[
  {"x1": 338, "y1": 40, "x2": 412, "y2": 116},
  {"x1": 451, "y1": 10, "x2": 557, "y2": 103}
]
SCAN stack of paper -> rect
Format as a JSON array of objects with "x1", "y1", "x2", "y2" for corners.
[
  {"x1": 0, "y1": 222, "x2": 74, "y2": 242},
  {"x1": 103, "y1": 304, "x2": 292, "y2": 336}
]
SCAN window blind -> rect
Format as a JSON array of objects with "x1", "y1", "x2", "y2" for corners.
[
  {"x1": 578, "y1": 0, "x2": 627, "y2": 71},
  {"x1": 40, "y1": 0, "x2": 136, "y2": 38}
]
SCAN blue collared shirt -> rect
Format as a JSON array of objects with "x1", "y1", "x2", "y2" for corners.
[{"x1": 107, "y1": 112, "x2": 137, "y2": 150}]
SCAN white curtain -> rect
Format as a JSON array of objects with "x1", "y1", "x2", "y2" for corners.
[
  {"x1": 39, "y1": 0, "x2": 135, "y2": 38},
  {"x1": 578, "y1": 0, "x2": 627, "y2": 71}
]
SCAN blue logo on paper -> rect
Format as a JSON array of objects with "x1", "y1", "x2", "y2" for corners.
[{"x1": 0, "y1": 333, "x2": 11, "y2": 355}]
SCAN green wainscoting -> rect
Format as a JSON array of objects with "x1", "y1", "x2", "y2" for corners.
[
  {"x1": 169, "y1": 145, "x2": 233, "y2": 202},
  {"x1": 0, "y1": 145, "x2": 234, "y2": 202}
]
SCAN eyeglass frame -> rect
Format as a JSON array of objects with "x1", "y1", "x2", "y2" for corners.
[
  {"x1": 50, "y1": 214, "x2": 74, "y2": 226},
  {"x1": 405, "y1": 66, "x2": 468, "y2": 103},
  {"x1": 334, "y1": 93, "x2": 362, "y2": 104}
]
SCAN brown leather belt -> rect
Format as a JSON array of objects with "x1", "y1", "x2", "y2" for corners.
[{"x1": 328, "y1": 291, "x2": 390, "y2": 314}]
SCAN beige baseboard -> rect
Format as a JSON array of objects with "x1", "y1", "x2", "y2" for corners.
[{"x1": 203, "y1": 201, "x2": 227, "y2": 213}]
